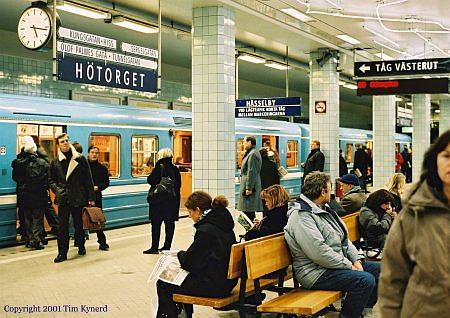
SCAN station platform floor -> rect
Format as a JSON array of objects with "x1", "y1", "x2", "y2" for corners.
[{"x1": 0, "y1": 217, "x2": 379, "y2": 318}]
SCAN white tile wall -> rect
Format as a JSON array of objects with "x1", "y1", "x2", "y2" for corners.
[
  {"x1": 373, "y1": 95, "x2": 396, "y2": 189},
  {"x1": 440, "y1": 100, "x2": 450, "y2": 134},
  {"x1": 192, "y1": 6, "x2": 236, "y2": 206},
  {"x1": 412, "y1": 95, "x2": 430, "y2": 182},
  {"x1": 309, "y1": 50, "x2": 340, "y2": 183}
]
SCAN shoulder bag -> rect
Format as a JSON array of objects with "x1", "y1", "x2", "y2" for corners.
[
  {"x1": 82, "y1": 206, "x2": 106, "y2": 231},
  {"x1": 147, "y1": 164, "x2": 176, "y2": 205}
]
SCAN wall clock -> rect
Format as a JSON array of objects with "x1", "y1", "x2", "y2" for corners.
[{"x1": 17, "y1": 2, "x2": 54, "y2": 51}]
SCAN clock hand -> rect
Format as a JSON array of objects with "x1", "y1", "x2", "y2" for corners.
[
  {"x1": 30, "y1": 25, "x2": 38, "y2": 37},
  {"x1": 34, "y1": 27, "x2": 48, "y2": 31}
]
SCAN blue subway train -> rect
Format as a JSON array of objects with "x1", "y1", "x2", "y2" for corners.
[{"x1": 0, "y1": 94, "x2": 411, "y2": 246}]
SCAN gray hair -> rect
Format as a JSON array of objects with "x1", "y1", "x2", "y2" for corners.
[
  {"x1": 157, "y1": 148, "x2": 173, "y2": 160},
  {"x1": 302, "y1": 172, "x2": 331, "y2": 201}
]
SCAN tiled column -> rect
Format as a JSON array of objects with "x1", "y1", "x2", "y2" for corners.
[
  {"x1": 309, "y1": 49, "x2": 340, "y2": 184},
  {"x1": 412, "y1": 94, "x2": 430, "y2": 182},
  {"x1": 440, "y1": 99, "x2": 450, "y2": 134},
  {"x1": 192, "y1": 7, "x2": 236, "y2": 207},
  {"x1": 373, "y1": 96, "x2": 396, "y2": 189}
]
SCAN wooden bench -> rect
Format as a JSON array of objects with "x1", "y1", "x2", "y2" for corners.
[
  {"x1": 173, "y1": 232, "x2": 284, "y2": 317},
  {"x1": 341, "y1": 211, "x2": 361, "y2": 243},
  {"x1": 244, "y1": 235, "x2": 343, "y2": 317}
]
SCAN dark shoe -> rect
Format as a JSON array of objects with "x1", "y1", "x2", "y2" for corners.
[
  {"x1": 41, "y1": 238, "x2": 48, "y2": 245},
  {"x1": 33, "y1": 243, "x2": 45, "y2": 250},
  {"x1": 78, "y1": 247, "x2": 86, "y2": 255},
  {"x1": 143, "y1": 248, "x2": 159, "y2": 254},
  {"x1": 99, "y1": 244, "x2": 109, "y2": 251},
  {"x1": 54, "y1": 255, "x2": 67, "y2": 263},
  {"x1": 159, "y1": 246, "x2": 170, "y2": 252}
]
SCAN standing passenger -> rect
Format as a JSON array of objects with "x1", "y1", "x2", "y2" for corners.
[
  {"x1": 339, "y1": 149, "x2": 348, "y2": 177},
  {"x1": 379, "y1": 130, "x2": 450, "y2": 318},
  {"x1": 144, "y1": 148, "x2": 181, "y2": 254},
  {"x1": 264, "y1": 141, "x2": 280, "y2": 166},
  {"x1": 353, "y1": 143, "x2": 368, "y2": 192},
  {"x1": 259, "y1": 148, "x2": 280, "y2": 190},
  {"x1": 301, "y1": 140, "x2": 325, "y2": 181},
  {"x1": 49, "y1": 134, "x2": 95, "y2": 263},
  {"x1": 87, "y1": 146, "x2": 110, "y2": 250},
  {"x1": 238, "y1": 136, "x2": 263, "y2": 221}
]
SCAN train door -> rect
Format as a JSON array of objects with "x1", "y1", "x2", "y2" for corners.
[
  {"x1": 16, "y1": 123, "x2": 66, "y2": 235},
  {"x1": 172, "y1": 130, "x2": 192, "y2": 208}
]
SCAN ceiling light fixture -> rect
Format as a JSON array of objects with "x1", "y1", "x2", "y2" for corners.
[
  {"x1": 373, "y1": 40, "x2": 412, "y2": 57},
  {"x1": 363, "y1": 26, "x2": 400, "y2": 47},
  {"x1": 435, "y1": 109, "x2": 440, "y2": 113},
  {"x1": 336, "y1": 34, "x2": 361, "y2": 45},
  {"x1": 374, "y1": 52, "x2": 394, "y2": 60},
  {"x1": 395, "y1": 97, "x2": 403, "y2": 102},
  {"x1": 414, "y1": 32, "x2": 449, "y2": 57},
  {"x1": 237, "y1": 53, "x2": 266, "y2": 64},
  {"x1": 112, "y1": 16, "x2": 158, "y2": 34},
  {"x1": 325, "y1": 0, "x2": 343, "y2": 10},
  {"x1": 264, "y1": 60, "x2": 290, "y2": 70},
  {"x1": 410, "y1": 49, "x2": 434, "y2": 59},
  {"x1": 57, "y1": 1, "x2": 107, "y2": 19},
  {"x1": 281, "y1": 8, "x2": 314, "y2": 22},
  {"x1": 343, "y1": 83, "x2": 357, "y2": 90}
]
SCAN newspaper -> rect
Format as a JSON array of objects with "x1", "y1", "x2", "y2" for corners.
[
  {"x1": 148, "y1": 253, "x2": 189, "y2": 286},
  {"x1": 236, "y1": 211, "x2": 254, "y2": 231}
]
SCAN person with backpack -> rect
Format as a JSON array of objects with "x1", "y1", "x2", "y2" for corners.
[
  {"x1": 144, "y1": 148, "x2": 181, "y2": 254},
  {"x1": 12, "y1": 136, "x2": 49, "y2": 250}
]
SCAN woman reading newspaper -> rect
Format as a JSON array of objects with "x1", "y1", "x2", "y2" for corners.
[{"x1": 156, "y1": 191, "x2": 238, "y2": 317}]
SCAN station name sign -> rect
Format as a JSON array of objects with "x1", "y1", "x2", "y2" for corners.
[
  {"x1": 235, "y1": 97, "x2": 301, "y2": 118},
  {"x1": 57, "y1": 27, "x2": 157, "y2": 93},
  {"x1": 356, "y1": 78, "x2": 449, "y2": 96},
  {"x1": 354, "y1": 58, "x2": 450, "y2": 78}
]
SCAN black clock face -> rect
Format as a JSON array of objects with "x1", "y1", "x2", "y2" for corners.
[{"x1": 18, "y1": 6, "x2": 52, "y2": 50}]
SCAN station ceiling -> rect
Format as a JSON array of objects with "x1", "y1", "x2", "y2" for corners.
[{"x1": 0, "y1": 0, "x2": 448, "y2": 105}]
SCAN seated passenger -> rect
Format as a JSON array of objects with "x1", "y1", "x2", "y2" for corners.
[
  {"x1": 386, "y1": 173, "x2": 406, "y2": 212},
  {"x1": 359, "y1": 189, "x2": 396, "y2": 248},
  {"x1": 285, "y1": 172, "x2": 379, "y2": 318},
  {"x1": 245, "y1": 184, "x2": 289, "y2": 240},
  {"x1": 156, "y1": 191, "x2": 238, "y2": 317},
  {"x1": 338, "y1": 173, "x2": 367, "y2": 216}
]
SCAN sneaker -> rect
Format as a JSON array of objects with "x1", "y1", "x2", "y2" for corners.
[
  {"x1": 78, "y1": 247, "x2": 86, "y2": 255},
  {"x1": 99, "y1": 244, "x2": 109, "y2": 251},
  {"x1": 143, "y1": 248, "x2": 159, "y2": 254},
  {"x1": 54, "y1": 254, "x2": 67, "y2": 263}
]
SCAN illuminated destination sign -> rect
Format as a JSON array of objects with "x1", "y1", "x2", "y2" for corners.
[
  {"x1": 356, "y1": 78, "x2": 449, "y2": 96},
  {"x1": 235, "y1": 97, "x2": 301, "y2": 118},
  {"x1": 354, "y1": 58, "x2": 450, "y2": 77}
]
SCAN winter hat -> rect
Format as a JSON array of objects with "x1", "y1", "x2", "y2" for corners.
[
  {"x1": 338, "y1": 174, "x2": 360, "y2": 186},
  {"x1": 22, "y1": 136, "x2": 37, "y2": 153}
]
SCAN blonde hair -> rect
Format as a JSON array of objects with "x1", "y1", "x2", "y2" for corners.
[
  {"x1": 261, "y1": 185, "x2": 290, "y2": 210},
  {"x1": 157, "y1": 148, "x2": 173, "y2": 160},
  {"x1": 387, "y1": 173, "x2": 406, "y2": 196}
]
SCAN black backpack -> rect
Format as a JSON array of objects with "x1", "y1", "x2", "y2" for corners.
[
  {"x1": 26, "y1": 156, "x2": 49, "y2": 188},
  {"x1": 147, "y1": 164, "x2": 176, "y2": 205}
]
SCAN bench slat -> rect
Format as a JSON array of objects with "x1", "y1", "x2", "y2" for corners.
[
  {"x1": 257, "y1": 289, "x2": 343, "y2": 315},
  {"x1": 342, "y1": 212, "x2": 360, "y2": 242}
]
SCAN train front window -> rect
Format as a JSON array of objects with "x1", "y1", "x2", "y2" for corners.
[
  {"x1": 17, "y1": 124, "x2": 65, "y2": 160},
  {"x1": 345, "y1": 143, "x2": 354, "y2": 163},
  {"x1": 132, "y1": 136, "x2": 158, "y2": 177},
  {"x1": 89, "y1": 134, "x2": 120, "y2": 178},
  {"x1": 286, "y1": 141, "x2": 298, "y2": 168}
]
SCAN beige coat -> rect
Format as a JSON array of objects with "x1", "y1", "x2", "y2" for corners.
[{"x1": 378, "y1": 181, "x2": 450, "y2": 318}]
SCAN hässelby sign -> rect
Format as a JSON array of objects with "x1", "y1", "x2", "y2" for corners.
[
  {"x1": 235, "y1": 97, "x2": 301, "y2": 118},
  {"x1": 57, "y1": 27, "x2": 157, "y2": 93},
  {"x1": 354, "y1": 58, "x2": 450, "y2": 78}
]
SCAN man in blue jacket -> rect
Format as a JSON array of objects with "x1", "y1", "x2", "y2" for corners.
[{"x1": 285, "y1": 172, "x2": 380, "y2": 318}]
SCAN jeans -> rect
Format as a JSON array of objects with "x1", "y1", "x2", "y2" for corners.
[{"x1": 311, "y1": 261, "x2": 380, "y2": 318}]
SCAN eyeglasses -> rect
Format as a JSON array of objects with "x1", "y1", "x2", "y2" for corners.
[{"x1": 59, "y1": 139, "x2": 69, "y2": 144}]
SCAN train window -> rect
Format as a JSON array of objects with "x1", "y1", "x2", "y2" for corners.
[
  {"x1": 345, "y1": 143, "x2": 354, "y2": 163},
  {"x1": 17, "y1": 123, "x2": 65, "y2": 161},
  {"x1": 131, "y1": 136, "x2": 158, "y2": 177},
  {"x1": 286, "y1": 141, "x2": 298, "y2": 168},
  {"x1": 236, "y1": 138, "x2": 245, "y2": 169},
  {"x1": 89, "y1": 134, "x2": 120, "y2": 178}
]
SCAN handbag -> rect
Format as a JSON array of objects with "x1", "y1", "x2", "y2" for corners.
[
  {"x1": 278, "y1": 166, "x2": 288, "y2": 178},
  {"x1": 82, "y1": 206, "x2": 106, "y2": 231},
  {"x1": 147, "y1": 164, "x2": 176, "y2": 205}
]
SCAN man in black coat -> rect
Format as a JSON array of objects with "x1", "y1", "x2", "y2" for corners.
[
  {"x1": 49, "y1": 133, "x2": 95, "y2": 263},
  {"x1": 87, "y1": 145, "x2": 110, "y2": 250},
  {"x1": 339, "y1": 149, "x2": 348, "y2": 177},
  {"x1": 144, "y1": 148, "x2": 181, "y2": 254},
  {"x1": 302, "y1": 140, "x2": 325, "y2": 181},
  {"x1": 12, "y1": 136, "x2": 49, "y2": 250},
  {"x1": 353, "y1": 143, "x2": 368, "y2": 192}
]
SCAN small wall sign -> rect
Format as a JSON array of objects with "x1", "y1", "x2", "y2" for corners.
[{"x1": 314, "y1": 101, "x2": 327, "y2": 114}]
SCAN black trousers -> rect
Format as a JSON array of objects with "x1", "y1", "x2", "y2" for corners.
[
  {"x1": 57, "y1": 205, "x2": 85, "y2": 256},
  {"x1": 23, "y1": 207, "x2": 44, "y2": 246},
  {"x1": 151, "y1": 217, "x2": 175, "y2": 250},
  {"x1": 96, "y1": 230, "x2": 107, "y2": 246},
  {"x1": 17, "y1": 207, "x2": 27, "y2": 236}
]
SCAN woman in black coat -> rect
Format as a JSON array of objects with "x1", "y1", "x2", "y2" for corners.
[
  {"x1": 260, "y1": 148, "x2": 280, "y2": 190},
  {"x1": 245, "y1": 185, "x2": 289, "y2": 240},
  {"x1": 156, "y1": 191, "x2": 238, "y2": 317},
  {"x1": 144, "y1": 148, "x2": 181, "y2": 254}
]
